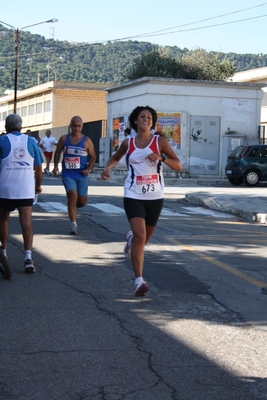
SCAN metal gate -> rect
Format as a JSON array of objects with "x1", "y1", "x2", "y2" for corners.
[
  {"x1": 189, "y1": 116, "x2": 220, "y2": 176},
  {"x1": 82, "y1": 120, "x2": 106, "y2": 164}
]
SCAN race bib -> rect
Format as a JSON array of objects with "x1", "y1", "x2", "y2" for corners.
[
  {"x1": 135, "y1": 174, "x2": 160, "y2": 194},
  {"x1": 65, "y1": 157, "x2": 80, "y2": 169}
]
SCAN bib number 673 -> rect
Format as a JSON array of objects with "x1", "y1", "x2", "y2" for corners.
[{"x1": 142, "y1": 184, "x2": 155, "y2": 193}]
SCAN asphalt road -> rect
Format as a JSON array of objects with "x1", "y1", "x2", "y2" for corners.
[{"x1": 1, "y1": 176, "x2": 267, "y2": 400}]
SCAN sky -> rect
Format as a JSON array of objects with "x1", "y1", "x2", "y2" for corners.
[{"x1": 1, "y1": 0, "x2": 267, "y2": 54}]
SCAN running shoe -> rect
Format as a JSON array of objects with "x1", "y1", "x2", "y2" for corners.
[
  {"x1": 123, "y1": 230, "x2": 133, "y2": 259},
  {"x1": 0, "y1": 252, "x2": 12, "y2": 280},
  {"x1": 135, "y1": 281, "x2": 149, "y2": 297},
  {"x1": 24, "y1": 258, "x2": 36, "y2": 273},
  {"x1": 70, "y1": 223, "x2": 78, "y2": 235}
]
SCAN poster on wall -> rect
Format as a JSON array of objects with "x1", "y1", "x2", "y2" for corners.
[
  {"x1": 156, "y1": 113, "x2": 181, "y2": 150},
  {"x1": 112, "y1": 116, "x2": 128, "y2": 151}
]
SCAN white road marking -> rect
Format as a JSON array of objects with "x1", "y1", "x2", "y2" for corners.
[
  {"x1": 161, "y1": 208, "x2": 189, "y2": 217},
  {"x1": 88, "y1": 203, "x2": 125, "y2": 214},
  {"x1": 182, "y1": 206, "x2": 235, "y2": 218},
  {"x1": 36, "y1": 201, "x2": 234, "y2": 219},
  {"x1": 89, "y1": 203, "x2": 187, "y2": 216},
  {"x1": 36, "y1": 202, "x2": 68, "y2": 213}
]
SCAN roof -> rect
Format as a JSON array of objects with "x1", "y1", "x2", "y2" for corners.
[
  {"x1": 229, "y1": 67, "x2": 267, "y2": 83},
  {"x1": 105, "y1": 76, "x2": 265, "y2": 93},
  {"x1": 0, "y1": 81, "x2": 113, "y2": 103}
]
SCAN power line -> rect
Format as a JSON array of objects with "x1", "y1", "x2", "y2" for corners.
[
  {"x1": 131, "y1": 14, "x2": 267, "y2": 41},
  {"x1": 1, "y1": 3, "x2": 267, "y2": 62},
  {"x1": 112, "y1": 2, "x2": 267, "y2": 41}
]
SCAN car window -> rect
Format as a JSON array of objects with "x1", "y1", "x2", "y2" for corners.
[
  {"x1": 259, "y1": 148, "x2": 267, "y2": 157},
  {"x1": 228, "y1": 146, "x2": 246, "y2": 158},
  {"x1": 248, "y1": 148, "x2": 258, "y2": 157}
]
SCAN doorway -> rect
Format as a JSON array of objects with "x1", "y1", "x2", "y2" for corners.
[{"x1": 189, "y1": 116, "x2": 220, "y2": 175}]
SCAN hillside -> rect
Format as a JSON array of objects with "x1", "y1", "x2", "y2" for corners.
[{"x1": 1, "y1": 24, "x2": 267, "y2": 96}]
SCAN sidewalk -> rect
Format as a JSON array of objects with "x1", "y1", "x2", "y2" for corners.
[{"x1": 184, "y1": 187, "x2": 267, "y2": 223}]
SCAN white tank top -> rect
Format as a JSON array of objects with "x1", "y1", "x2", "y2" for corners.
[
  {"x1": 0, "y1": 134, "x2": 35, "y2": 199},
  {"x1": 124, "y1": 135, "x2": 164, "y2": 200}
]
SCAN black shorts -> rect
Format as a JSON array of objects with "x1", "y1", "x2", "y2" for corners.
[
  {"x1": 0, "y1": 198, "x2": 33, "y2": 212},
  {"x1": 124, "y1": 197, "x2": 164, "y2": 227}
]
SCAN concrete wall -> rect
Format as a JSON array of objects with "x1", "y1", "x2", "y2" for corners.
[{"x1": 106, "y1": 78, "x2": 263, "y2": 177}]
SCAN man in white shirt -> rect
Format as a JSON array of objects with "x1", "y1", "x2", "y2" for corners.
[{"x1": 40, "y1": 130, "x2": 58, "y2": 175}]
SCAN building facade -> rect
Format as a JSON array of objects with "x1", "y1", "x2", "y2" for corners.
[
  {"x1": 105, "y1": 77, "x2": 263, "y2": 177},
  {"x1": 0, "y1": 81, "x2": 110, "y2": 133},
  {"x1": 230, "y1": 66, "x2": 267, "y2": 142}
]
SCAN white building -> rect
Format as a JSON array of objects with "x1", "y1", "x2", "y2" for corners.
[
  {"x1": 230, "y1": 66, "x2": 267, "y2": 139},
  {"x1": 105, "y1": 77, "x2": 264, "y2": 177}
]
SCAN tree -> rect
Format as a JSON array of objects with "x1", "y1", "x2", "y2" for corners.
[
  {"x1": 126, "y1": 48, "x2": 236, "y2": 81},
  {"x1": 126, "y1": 48, "x2": 185, "y2": 81},
  {"x1": 181, "y1": 48, "x2": 236, "y2": 81}
]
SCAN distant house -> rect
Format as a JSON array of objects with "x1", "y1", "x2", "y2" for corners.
[{"x1": 0, "y1": 80, "x2": 110, "y2": 135}]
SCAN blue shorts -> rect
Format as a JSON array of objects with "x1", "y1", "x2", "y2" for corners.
[{"x1": 62, "y1": 176, "x2": 88, "y2": 197}]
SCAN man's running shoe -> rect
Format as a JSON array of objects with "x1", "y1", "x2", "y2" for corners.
[
  {"x1": 0, "y1": 252, "x2": 12, "y2": 279},
  {"x1": 123, "y1": 230, "x2": 133, "y2": 259},
  {"x1": 70, "y1": 223, "x2": 78, "y2": 235},
  {"x1": 24, "y1": 259, "x2": 36, "y2": 273},
  {"x1": 135, "y1": 281, "x2": 149, "y2": 297}
]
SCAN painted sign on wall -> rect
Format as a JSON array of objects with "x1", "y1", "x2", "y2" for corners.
[
  {"x1": 157, "y1": 113, "x2": 181, "y2": 150},
  {"x1": 112, "y1": 116, "x2": 128, "y2": 151}
]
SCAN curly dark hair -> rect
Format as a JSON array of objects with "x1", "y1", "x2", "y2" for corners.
[{"x1": 128, "y1": 106, "x2": 158, "y2": 132}]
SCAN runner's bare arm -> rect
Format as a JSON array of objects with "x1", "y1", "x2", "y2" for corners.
[
  {"x1": 101, "y1": 140, "x2": 128, "y2": 180},
  {"x1": 53, "y1": 135, "x2": 66, "y2": 175},
  {"x1": 158, "y1": 136, "x2": 182, "y2": 171}
]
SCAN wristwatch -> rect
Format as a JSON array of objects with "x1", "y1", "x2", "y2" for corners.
[{"x1": 161, "y1": 154, "x2": 167, "y2": 162}]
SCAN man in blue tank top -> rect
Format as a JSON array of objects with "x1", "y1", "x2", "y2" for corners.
[{"x1": 53, "y1": 116, "x2": 96, "y2": 234}]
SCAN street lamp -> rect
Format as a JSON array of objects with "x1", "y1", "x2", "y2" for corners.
[
  {"x1": 46, "y1": 64, "x2": 57, "y2": 81},
  {"x1": 0, "y1": 18, "x2": 58, "y2": 113}
]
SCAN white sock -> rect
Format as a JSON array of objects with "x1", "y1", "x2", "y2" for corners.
[
  {"x1": 135, "y1": 277, "x2": 144, "y2": 286},
  {"x1": 1, "y1": 249, "x2": 7, "y2": 257},
  {"x1": 24, "y1": 250, "x2": 32, "y2": 261},
  {"x1": 71, "y1": 221, "x2": 77, "y2": 226}
]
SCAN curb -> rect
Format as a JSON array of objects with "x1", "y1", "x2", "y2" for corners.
[{"x1": 185, "y1": 193, "x2": 267, "y2": 223}]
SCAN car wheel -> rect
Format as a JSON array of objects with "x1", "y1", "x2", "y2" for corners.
[
  {"x1": 244, "y1": 170, "x2": 260, "y2": 186},
  {"x1": 228, "y1": 178, "x2": 243, "y2": 185}
]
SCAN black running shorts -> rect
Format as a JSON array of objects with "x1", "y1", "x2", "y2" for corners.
[
  {"x1": 0, "y1": 198, "x2": 33, "y2": 211},
  {"x1": 123, "y1": 197, "x2": 164, "y2": 226}
]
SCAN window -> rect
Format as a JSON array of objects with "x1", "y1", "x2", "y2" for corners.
[
  {"x1": 2, "y1": 111, "x2": 7, "y2": 120},
  {"x1": 29, "y1": 104, "x2": 35, "y2": 115},
  {"x1": 21, "y1": 106, "x2": 27, "y2": 117},
  {"x1": 259, "y1": 148, "x2": 267, "y2": 157},
  {"x1": 36, "y1": 103, "x2": 43, "y2": 114},
  {"x1": 44, "y1": 100, "x2": 51, "y2": 113},
  {"x1": 248, "y1": 148, "x2": 258, "y2": 157}
]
